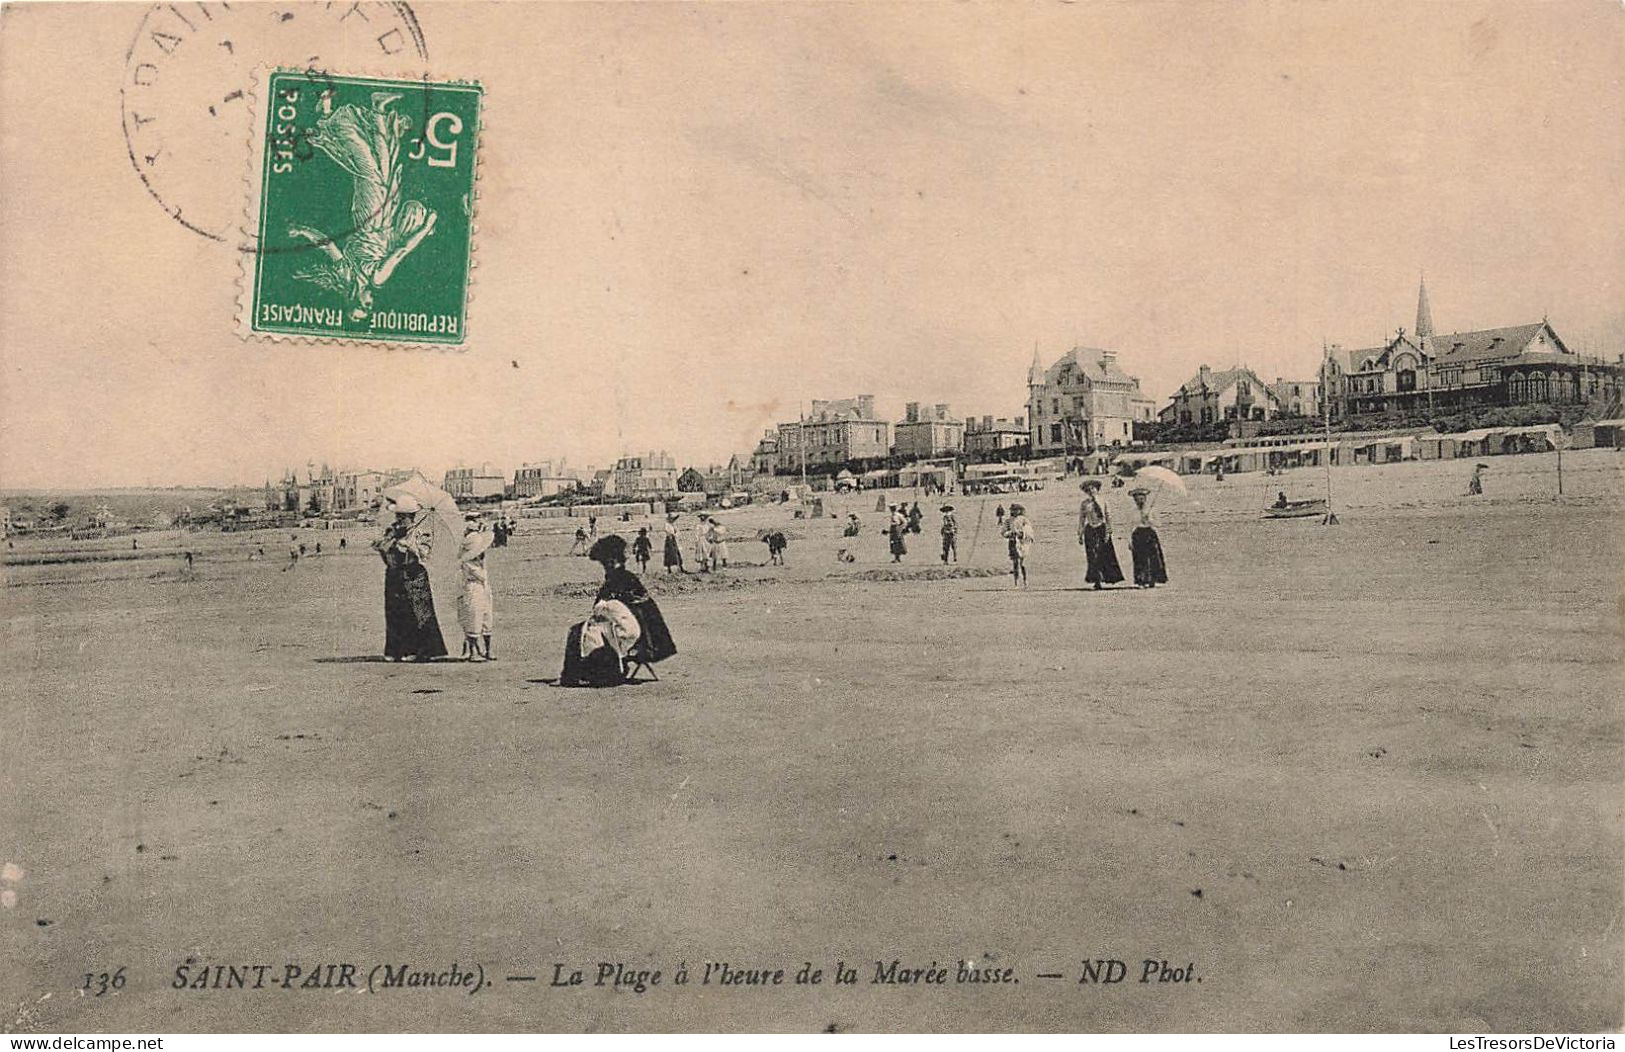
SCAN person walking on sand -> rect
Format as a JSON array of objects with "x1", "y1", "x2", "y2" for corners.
[
  {"x1": 1001, "y1": 502, "x2": 1033, "y2": 587},
  {"x1": 632, "y1": 526, "x2": 653, "y2": 574},
  {"x1": 662, "y1": 512, "x2": 685, "y2": 573},
  {"x1": 1077, "y1": 479, "x2": 1124, "y2": 590},
  {"x1": 372, "y1": 497, "x2": 448, "y2": 662},
  {"x1": 693, "y1": 514, "x2": 714, "y2": 573},
  {"x1": 763, "y1": 529, "x2": 788, "y2": 565},
  {"x1": 995, "y1": 504, "x2": 1006, "y2": 530},
  {"x1": 1127, "y1": 487, "x2": 1168, "y2": 589},
  {"x1": 907, "y1": 502, "x2": 923, "y2": 535},
  {"x1": 457, "y1": 515, "x2": 495, "y2": 661},
  {"x1": 283, "y1": 535, "x2": 301, "y2": 572},
  {"x1": 1467, "y1": 464, "x2": 1485, "y2": 496},
  {"x1": 939, "y1": 504, "x2": 958, "y2": 564},
  {"x1": 888, "y1": 505, "x2": 908, "y2": 563},
  {"x1": 707, "y1": 517, "x2": 730, "y2": 568}
]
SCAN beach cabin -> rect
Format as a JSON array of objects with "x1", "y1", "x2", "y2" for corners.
[{"x1": 1574, "y1": 419, "x2": 1625, "y2": 450}]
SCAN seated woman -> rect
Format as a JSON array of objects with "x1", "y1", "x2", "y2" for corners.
[{"x1": 559, "y1": 535, "x2": 677, "y2": 687}]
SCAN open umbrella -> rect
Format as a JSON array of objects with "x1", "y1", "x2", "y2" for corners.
[
  {"x1": 380, "y1": 474, "x2": 465, "y2": 655},
  {"x1": 1133, "y1": 465, "x2": 1190, "y2": 495}
]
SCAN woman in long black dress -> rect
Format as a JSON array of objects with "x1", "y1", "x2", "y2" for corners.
[
  {"x1": 372, "y1": 498, "x2": 449, "y2": 661},
  {"x1": 559, "y1": 535, "x2": 677, "y2": 687},
  {"x1": 1076, "y1": 479, "x2": 1125, "y2": 590},
  {"x1": 1127, "y1": 486, "x2": 1168, "y2": 588}
]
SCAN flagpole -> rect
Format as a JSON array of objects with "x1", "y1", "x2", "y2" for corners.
[{"x1": 1323, "y1": 340, "x2": 1339, "y2": 525}]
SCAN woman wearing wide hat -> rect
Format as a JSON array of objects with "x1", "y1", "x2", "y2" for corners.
[
  {"x1": 1127, "y1": 486, "x2": 1168, "y2": 588},
  {"x1": 559, "y1": 535, "x2": 678, "y2": 687},
  {"x1": 1076, "y1": 479, "x2": 1124, "y2": 590}
]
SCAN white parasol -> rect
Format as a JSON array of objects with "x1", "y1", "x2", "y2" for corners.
[
  {"x1": 380, "y1": 474, "x2": 466, "y2": 654},
  {"x1": 1133, "y1": 465, "x2": 1189, "y2": 495}
]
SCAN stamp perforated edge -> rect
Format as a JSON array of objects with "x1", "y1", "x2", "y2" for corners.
[{"x1": 234, "y1": 64, "x2": 485, "y2": 352}]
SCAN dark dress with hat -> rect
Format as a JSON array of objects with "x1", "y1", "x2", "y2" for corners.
[
  {"x1": 374, "y1": 522, "x2": 448, "y2": 660},
  {"x1": 1129, "y1": 504, "x2": 1168, "y2": 587},
  {"x1": 1079, "y1": 494, "x2": 1125, "y2": 586},
  {"x1": 559, "y1": 565, "x2": 677, "y2": 687}
]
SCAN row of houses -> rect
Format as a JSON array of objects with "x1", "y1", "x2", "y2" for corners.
[
  {"x1": 271, "y1": 281, "x2": 1624, "y2": 503},
  {"x1": 1158, "y1": 280, "x2": 1625, "y2": 430}
]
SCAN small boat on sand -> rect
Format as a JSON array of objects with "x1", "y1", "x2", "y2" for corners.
[{"x1": 1264, "y1": 498, "x2": 1328, "y2": 519}]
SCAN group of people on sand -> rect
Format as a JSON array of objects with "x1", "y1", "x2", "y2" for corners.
[
  {"x1": 371, "y1": 497, "x2": 677, "y2": 687},
  {"x1": 655, "y1": 511, "x2": 736, "y2": 574},
  {"x1": 371, "y1": 496, "x2": 498, "y2": 663},
  {"x1": 997, "y1": 479, "x2": 1168, "y2": 590}
]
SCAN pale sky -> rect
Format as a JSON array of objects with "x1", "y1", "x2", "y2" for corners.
[{"x1": 2, "y1": 0, "x2": 1622, "y2": 488}]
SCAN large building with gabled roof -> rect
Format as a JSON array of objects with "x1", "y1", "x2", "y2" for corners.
[
  {"x1": 1027, "y1": 347, "x2": 1156, "y2": 454},
  {"x1": 1158, "y1": 364, "x2": 1282, "y2": 426},
  {"x1": 1320, "y1": 278, "x2": 1625, "y2": 421}
]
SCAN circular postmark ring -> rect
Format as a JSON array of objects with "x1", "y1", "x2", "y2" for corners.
[{"x1": 120, "y1": 1, "x2": 429, "y2": 244}]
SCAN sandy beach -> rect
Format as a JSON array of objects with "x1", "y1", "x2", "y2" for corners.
[{"x1": 3, "y1": 450, "x2": 1621, "y2": 1032}]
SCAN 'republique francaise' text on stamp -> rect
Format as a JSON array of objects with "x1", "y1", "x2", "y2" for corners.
[{"x1": 241, "y1": 70, "x2": 482, "y2": 347}]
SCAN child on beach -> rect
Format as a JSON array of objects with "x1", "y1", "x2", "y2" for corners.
[
  {"x1": 939, "y1": 505, "x2": 959, "y2": 563},
  {"x1": 1001, "y1": 502, "x2": 1033, "y2": 587},
  {"x1": 632, "y1": 527, "x2": 653, "y2": 573},
  {"x1": 458, "y1": 516, "x2": 495, "y2": 660}
]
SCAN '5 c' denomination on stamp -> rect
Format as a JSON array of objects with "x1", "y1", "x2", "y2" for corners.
[{"x1": 241, "y1": 69, "x2": 483, "y2": 347}]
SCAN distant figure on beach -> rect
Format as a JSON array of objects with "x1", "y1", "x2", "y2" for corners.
[
  {"x1": 132, "y1": 538, "x2": 139, "y2": 550},
  {"x1": 339, "y1": 537, "x2": 347, "y2": 550},
  {"x1": 888, "y1": 505, "x2": 908, "y2": 563},
  {"x1": 558, "y1": 535, "x2": 676, "y2": 688},
  {"x1": 939, "y1": 505, "x2": 958, "y2": 564},
  {"x1": 995, "y1": 504, "x2": 1006, "y2": 529},
  {"x1": 1002, "y1": 502, "x2": 1033, "y2": 587},
  {"x1": 183, "y1": 551, "x2": 194, "y2": 571},
  {"x1": 457, "y1": 515, "x2": 495, "y2": 661},
  {"x1": 763, "y1": 529, "x2": 788, "y2": 565},
  {"x1": 568, "y1": 525, "x2": 588, "y2": 556},
  {"x1": 492, "y1": 518, "x2": 508, "y2": 547},
  {"x1": 283, "y1": 536, "x2": 300, "y2": 572},
  {"x1": 1467, "y1": 464, "x2": 1485, "y2": 496},
  {"x1": 907, "y1": 502, "x2": 923, "y2": 535},
  {"x1": 372, "y1": 497, "x2": 448, "y2": 661},
  {"x1": 1128, "y1": 487, "x2": 1168, "y2": 589},
  {"x1": 314, "y1": 541, "x2": 322, "y2": 555},
  {"x1": 588, "y1": 516, "x2": 599, "y2": 540},
  {"x1": 252, "y1": 546, "x2": 265, "y2": 561},
  {"x1": 662, "y1": 512, "x2": 685, "y2": 573},
  {"x1": 843, "y1": 513, "x2": 861, "y2": 537},
  {"x1": 692, "y1": 514, "x2": 714, "y2": 572},
  {"x1": 708, "y1": 518, "x2": 730, "y2": 568},
  {"x1": 1274, "y1": 490, "x2": 1290, "y2": 509},
  {"x1": 1077, "y1": 479, "x2": 1124, "y2": 591},
  {"x1": 632, "y1": 527, "x2": 653, "y2": 573}
]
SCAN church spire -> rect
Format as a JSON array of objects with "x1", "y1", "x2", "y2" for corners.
[{"x1": 1415, "y1": 273, "x2": 1434, "y2": 341}]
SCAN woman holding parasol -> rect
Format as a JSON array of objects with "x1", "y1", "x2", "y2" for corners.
[
  {"x1": 372, "y1": 494, "x2": 449, "y2": 661},
  {"x1": 1127, "y1": 486, "x2": 1169, "y2": 588}
]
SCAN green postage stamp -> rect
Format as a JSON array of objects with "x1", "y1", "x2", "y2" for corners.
[{"x1": 240, "y1": 70, "x2": 483, "y2": 347}]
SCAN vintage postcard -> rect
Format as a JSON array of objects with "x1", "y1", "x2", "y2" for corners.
[{"x1": 1, "y1": 0, "x2": 1622, "y2": 1039}]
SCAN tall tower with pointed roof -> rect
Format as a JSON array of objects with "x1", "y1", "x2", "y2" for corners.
[
  {"x1": 1415, "y1": 274, "x2": 1434, "y2": 341},
  {"x1": 1026, "y1": 346, "x2": 1045, "y2": 451}
]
